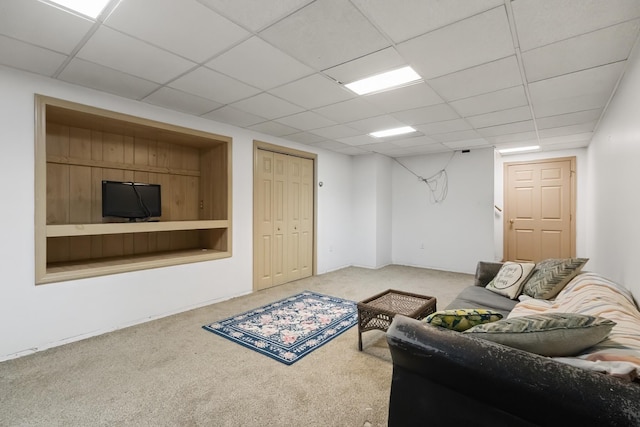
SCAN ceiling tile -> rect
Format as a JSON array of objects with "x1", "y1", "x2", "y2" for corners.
[
  {"x1": 143, "y1": 87, "x2": 222, "y2": 115},
  {"x1": 201, "y1": 105, "x2": 266, "y2": 127},
  {"x1": 206, "y1": 37, "x2": 313, "y2": 90},
  {"x1": 285, "y1": 132, "x2": 327, "y2": 145},
  {"x1": 397, "y1": 6, "x2": 515, "y2": 79},
  {"x1": 352, "y1": 0, "x2": 504, "y2": 43},
  {"x1": 76, "y1": 27, "x2": 196, "y2": 83},
  {"x1": 539, "y1": 139, "x2": 590, "y2": 151},
  {"x1": 466, "y1": 106, "x2": 532, "y2": 129},
  {"x1": 393, "y1": 144, "x2": 452, "y2": 157},
  {"x1": 428, "y1": 56, "x2": 522, "y2": 101},
  {"x1": 248, "y1": 121, "x2": 300, "y2": 137},
  {"x1": 105, "y1": 0, "x2": 249, "y2": 63},
  {"x1": 269, "y1": 74, "x2": 354, "y2": 109},
  {"x1": 523, "y1": 20, "x2": 640, "y2": 83},
  {"x1": 312, "y1": 140, "x2": 352, "y2": 150},
  {"x1": 358, "y1": 142, "x2": 401, "y2": 154},
  {"x1": 230, "y1": 92, "x2": 304, "y2": 120},
  {"x1": 276, "y1": 111, "x2": 337, "y2": 130},
  {"x1": 391, "y1": 104, "x2": 460, "y2": 126},
  {"x1": 391, "y1": 135, "x2": 439, "y2": 148},
  {"x1": 416, "y1": 119, "x2": 471, "y2": 136},
  {"x1": 442, "y1": 138, "x2": 491, "y2": 149},
  {"x1": 323, "y1": 47, "x2": 406, "y2": 83},
  {"x1": 313, "y1": 98, "x2": 384, "y2": 123},
  {"x1": 197, "y1": 0, "x2": 313, "y2": 32},
  {"x1": 529, "y1": 61, "x2": 626, "y2": 117},
  {"x1": 538, "y1": 122, "x2": 597, "y2": 138},
  {"x1": 364, "y1": 83, "x2": 444, "y2": 113},
  {"x1": 347, "y1": 115, "x2": 406, "y2": 133},
  {"x1": 486, "y1": 131, "x2": 538, "y2": 145},
  {"x1": 512, "y1": 0, "x2": 640, "y2": 51},
  {"x1": 337, "y1": 134, "x2": 379, "y2": 146},
  {"x1": 169, "y1": 67, "x2": 260, "y2": 104},
  {"x1": 259, "y1": 0, "x2": 389, "y2": 69},
  {"x1": 450, "y1": 86, "x2": 528, "y2": 117},
  {"x1": 58, "y1": 59, "x2": 159, "y2": 99},
  {"x1": 538, "y1": 132, "x2": 593, "y2": 146},
  {"x1": 431, "y1": 130, "x2": 482, "y2": 143},
  {"x1": 0, "y1": 0, "x2": 94, "y2": 54},
  {"x1": 310, "y1": 125, "x2": 362, "y2": 139},
  {"x1": 476, "y1": 120, "x2": 535, "y2": 137},
  {"x1": 334, "y1": 146, "x2": 369, "y2": 155},
  {"x1": 0, "y1": 35, "x2": 67, "y2": 76},
  {"x1": 536, "y1": 109, "x2": 602, "y2": 130}
]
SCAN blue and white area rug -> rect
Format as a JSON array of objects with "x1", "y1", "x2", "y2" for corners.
[{"x1": 203, "y1": 291, "x2": 357, "y2": 365}]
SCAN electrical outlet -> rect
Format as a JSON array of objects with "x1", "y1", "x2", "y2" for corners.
[{"x1": 420, "y1": 243, "x2": 425, "y2": 249}]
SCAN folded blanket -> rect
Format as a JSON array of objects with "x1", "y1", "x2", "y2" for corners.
[{"x1": 509, "y1": 273, "x2": 640, "y2": 381}]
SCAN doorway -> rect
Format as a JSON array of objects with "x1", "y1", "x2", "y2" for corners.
[
  {"x1": 503, "y1": 157, "x2": 576, "y2": 262},
  {"x1": 253, "y1": 141, "x2": 316, "y2": 290}
]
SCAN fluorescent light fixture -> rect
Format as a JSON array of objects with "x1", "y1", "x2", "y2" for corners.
[
  {"x1": 345, "y1": 66, "x2": 422, "y2": 95},
  {"x1": 370, "y1": 126, "x2": 416, "y2": 138},
  {"x1": 48, "y1": 0, "x2": 111, "y2": 18},
  {"x1": 498, "y1": 145, "x2": 541, "y2": 154}
]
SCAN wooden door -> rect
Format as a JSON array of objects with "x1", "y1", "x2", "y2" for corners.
[
  {"x1": 287, "y1": 156, "x2": 302, "y2": 281},
  {"x1": 504, "y1": 157, "x2": 575, "y2": 262},
  {"x1": 254, "y1": 147, "x2": 314, "y2": 290},
  {"x1": 299, "y1": 157, "x2": 313, "y2": 278},
  {"x1": 255, "y1": 149, "x2": 275, "y2": 290}
]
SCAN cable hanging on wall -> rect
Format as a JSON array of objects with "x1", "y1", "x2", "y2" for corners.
[{"x1": 393, "y1": 151, "x2": 456, "y2": 204}]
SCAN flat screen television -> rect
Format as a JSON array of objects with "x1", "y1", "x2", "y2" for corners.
[{"x1": 102, "y1": 180, "x2": 161, "y2": 221}]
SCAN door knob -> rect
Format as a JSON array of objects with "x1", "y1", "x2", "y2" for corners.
[{"x1": 509, "y1": 219, "x2": 514, "y2": 224}]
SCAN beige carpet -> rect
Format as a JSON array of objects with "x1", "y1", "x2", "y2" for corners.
[{"x1": 0, "y1": 265, "x2": 471, "y2": 426}]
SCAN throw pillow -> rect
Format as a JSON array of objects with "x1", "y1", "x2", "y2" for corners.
[
  {"x1": 423, "y1": 309, "x2": 503, "y2": 332},
  {"x1": 485, "y1": 261, "x2": 536, "y2": 299},
  {"x1": 463, "y1": 313, "x2": 615, "y2": 357},
  {"x1": 522, "y1": 258, "x2": 589, "y2": 299}
]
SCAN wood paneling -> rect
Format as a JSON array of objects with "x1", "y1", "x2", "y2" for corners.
[{"x1": 35, "y1": 95, "x2": 232, "y2": 284}]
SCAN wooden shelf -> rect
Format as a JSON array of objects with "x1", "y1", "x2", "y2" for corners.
[
  {"x1": 42, "y1": 249, "x2": 231, "y2": 284},
  {"x1": 46, "y1": 220, "x2": 229, "y2": 237},
  {"x1": 35, "y1": 95, "x2": 232, "y2": 284}
]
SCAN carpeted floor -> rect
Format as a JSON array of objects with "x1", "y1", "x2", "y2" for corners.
[{"x1": 0, "y1": 265, "x2": 471, "y2": 426}]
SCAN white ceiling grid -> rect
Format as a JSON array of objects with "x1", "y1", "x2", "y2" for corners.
[{"x1": 0, "y1": 0, "x2": 639, "y2": 157}]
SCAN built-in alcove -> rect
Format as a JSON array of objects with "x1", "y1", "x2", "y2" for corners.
[{"x1": 35, "y1": 95, "x2": 232, "y2": 284}]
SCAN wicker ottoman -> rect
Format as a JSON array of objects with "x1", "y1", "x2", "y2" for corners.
[{"x1": 357, "y1": 289, "x2": 437, "y2": 351}]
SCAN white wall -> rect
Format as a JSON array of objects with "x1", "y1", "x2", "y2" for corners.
[
  {"x1": 351, "y1": 153, "x2": 392, "y2": 269},
  {"x1": 316, "y1": 151, "x2": 354, "y2": 273},
  {"x1": 376, "y1": 155, "x2": 393, "y2": 267},
  {"x1": 586, "y1": 40, "x2": 640, "y2": 303},
  {"x1": 0, "y1": 66, "x2": 354, "y2": 360},
  {"x1": 392, "y1": 148, "x2": 495, "y2": 274},
  {"x1": 493, "y1": 148, "x2": 589, "y2": 262}
]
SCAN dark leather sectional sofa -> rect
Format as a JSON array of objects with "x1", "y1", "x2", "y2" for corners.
[{"x1": 386, "y1": 261, "x2": 640, "y2": 426}]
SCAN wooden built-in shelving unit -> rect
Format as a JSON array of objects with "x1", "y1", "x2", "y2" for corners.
[{"x1": 35, "y1": 95, "x2": 232, "y2": 284}]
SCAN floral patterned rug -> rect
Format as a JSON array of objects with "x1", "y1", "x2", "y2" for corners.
[{"x1": 202, "y1": 291, "x2": 357, "y2": 365}]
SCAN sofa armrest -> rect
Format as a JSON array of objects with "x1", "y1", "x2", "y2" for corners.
[
  {"x1": 386, "y1": 315, "x2": 640, "y2": 426},
  {"x1": 474, "y1": 261, "x2": 503, "y2": 287}
]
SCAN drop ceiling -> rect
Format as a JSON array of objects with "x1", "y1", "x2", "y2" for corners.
[{"x1": 1, "y1": 0, "x2": 639, "y2": 157}]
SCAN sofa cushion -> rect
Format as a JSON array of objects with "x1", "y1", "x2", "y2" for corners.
[
  {"x1": 446, "y1": 286, "x2": 518, "y2": 318},
  {"x1": 486, "y1": 261, "x2": 535, "y2": 299},
  {"x1": 464, "y1": 313, "x2": 615, "y2": 357},
  {"x1": 522, "y1": 258, "x2": 588, "y2": 299},
  {"x1": 423, "y1": 309, "x2": 503, "y2": 332}
]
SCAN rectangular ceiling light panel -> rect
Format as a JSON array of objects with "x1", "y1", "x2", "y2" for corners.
[
  {"x1": 48, "y1": 0, "x2": 111, "y2": 18},
  {"x1": 345, "y1": 66, "x2": 422, "y2": 95},
  {"x1": 498, "y1": 145, "x2": 540, "y2": 154},
  {"x1": 370, "y1": 126, "x2": 416, "y2": 138}
]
